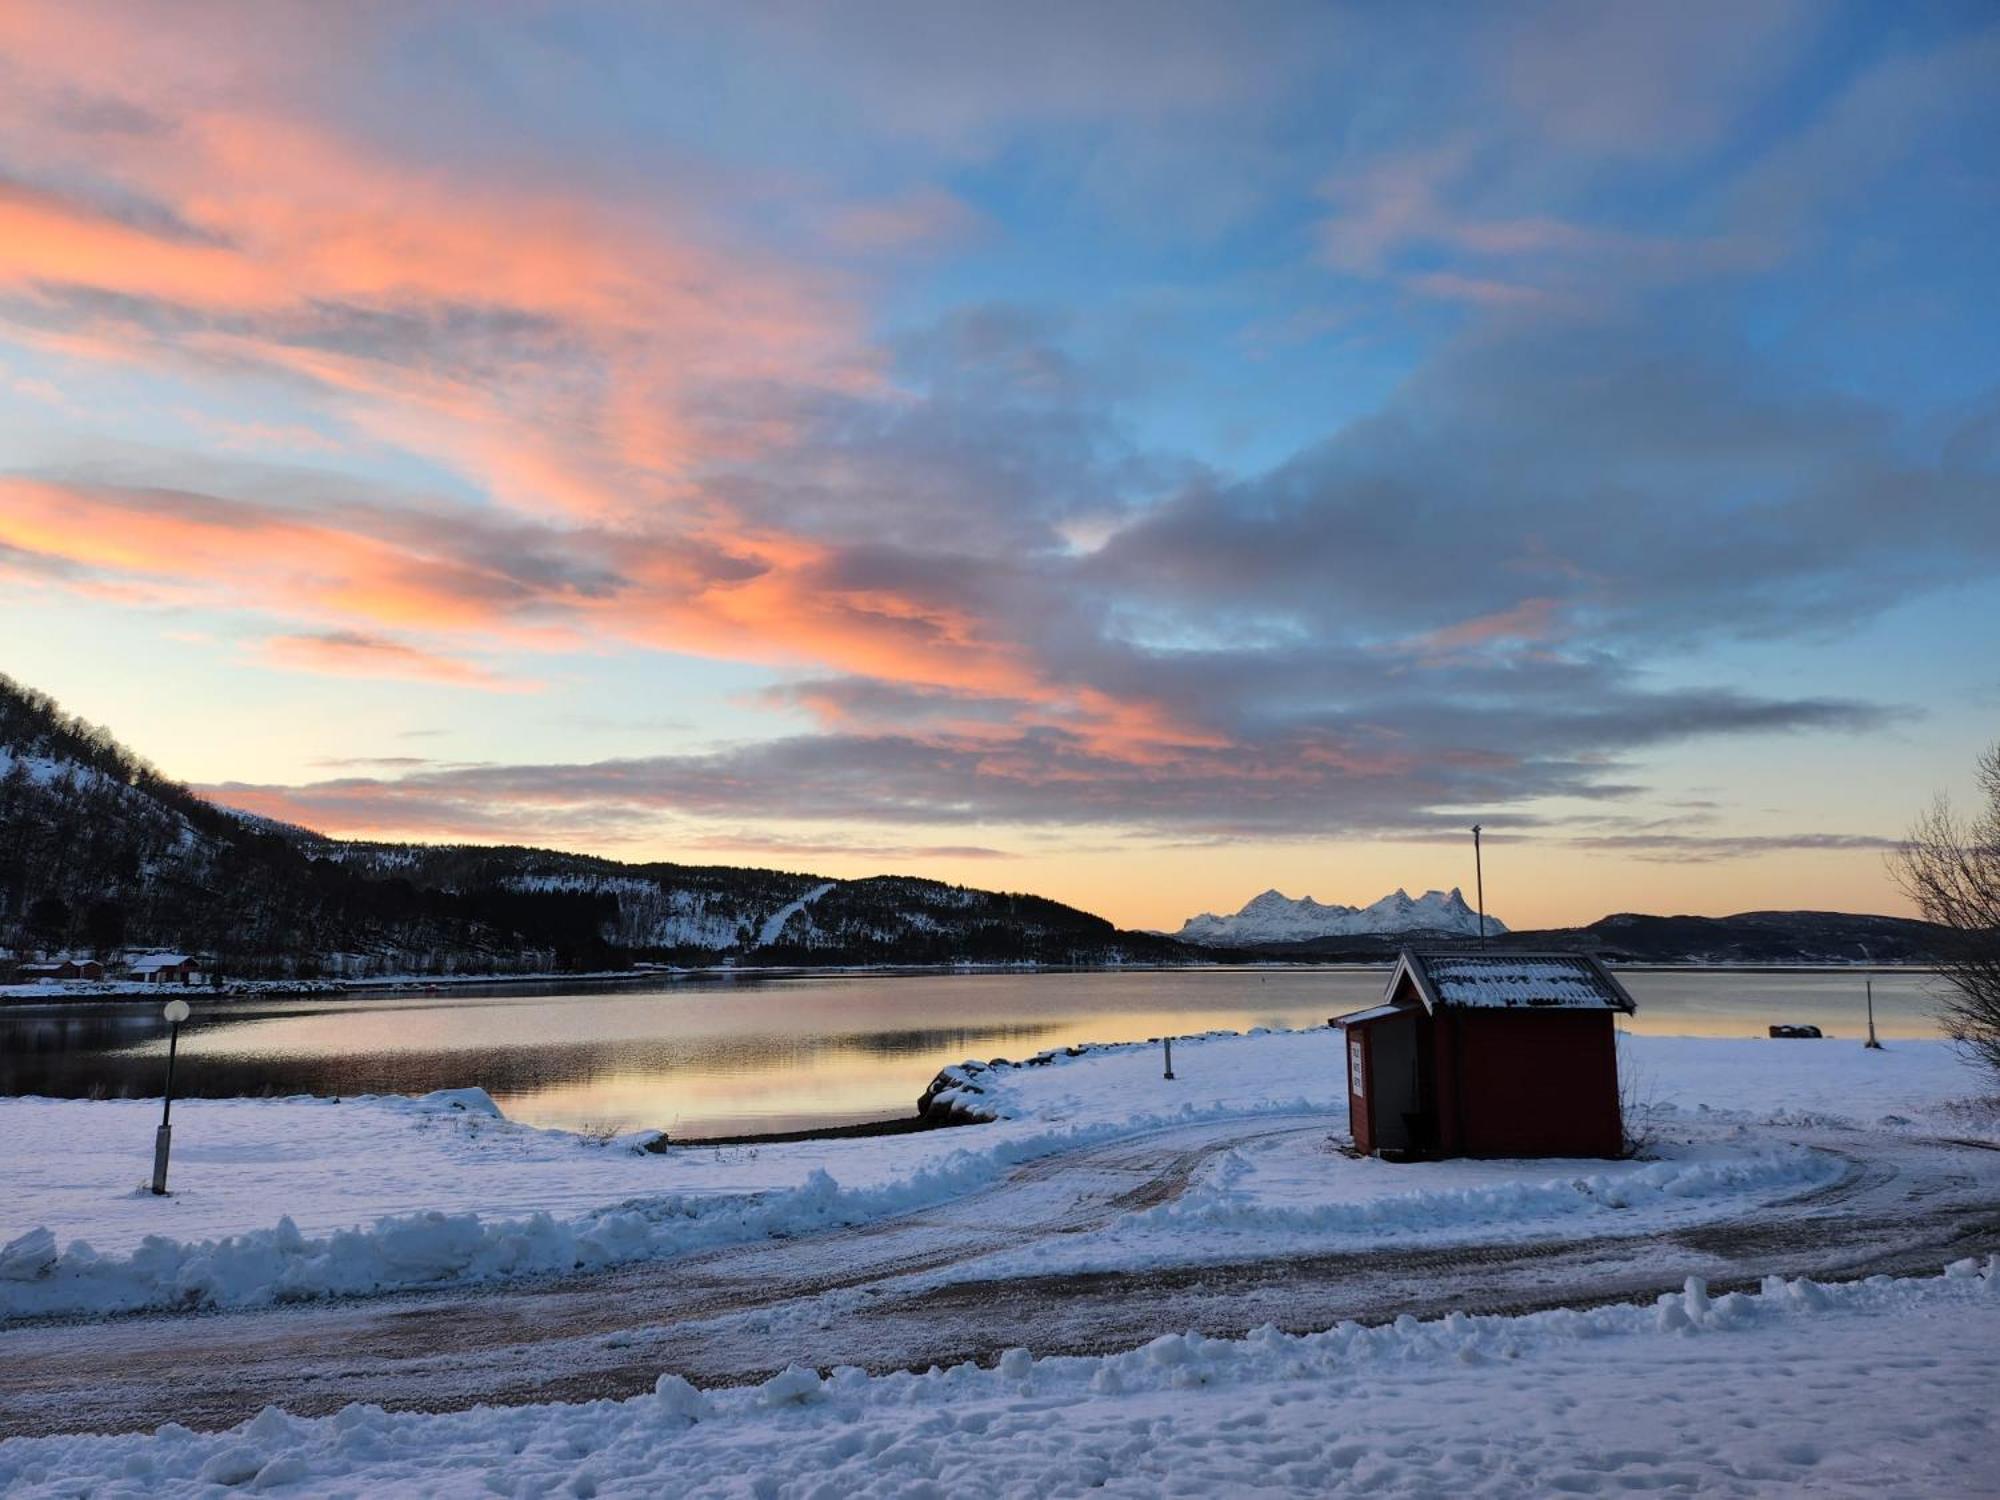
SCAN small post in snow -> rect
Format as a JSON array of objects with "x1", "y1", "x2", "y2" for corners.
[
  {"x1": 1162, "y1": 1035, "x2": 1175, "y2": 1081},
  {"x1": 151, "y1": 998, "x2": 191, "y2": 1195},
  {"x1": 1864, "y1": 978, "x2": 1883, "y2": 1050}
]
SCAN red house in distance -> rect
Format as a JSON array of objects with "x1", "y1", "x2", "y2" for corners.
[
  {"x1": 1339, "y1": 949, "x2": 1636, "y2": 1160},
  {"x1": 128, "y1": 953, "x2": 198, "y2": 986}
]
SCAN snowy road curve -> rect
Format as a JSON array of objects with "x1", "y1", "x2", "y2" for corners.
[{"x1": 2, "y1": 1116, "x2": 1996, "y2": 1439}]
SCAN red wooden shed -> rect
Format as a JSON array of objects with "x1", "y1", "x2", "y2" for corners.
[
  {"x1": 1338, "y1": 949, "x2": 1636, "y2": 1160},
  {"x1": 128, "y1": 953, "x2": 198, "y2": 985}
]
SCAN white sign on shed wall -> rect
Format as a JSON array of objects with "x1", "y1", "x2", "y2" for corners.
[{"x1": 1348, "y1": 1037, "x2": 1366, "y2": 1098}]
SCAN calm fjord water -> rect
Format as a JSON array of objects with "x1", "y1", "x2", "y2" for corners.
[{"x1": 0, "y1": 968, "x2": 1945, "y2": 1137}]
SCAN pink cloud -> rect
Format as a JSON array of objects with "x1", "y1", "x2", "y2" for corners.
[
  {"x1": 1400, "y1": 271, "x2": 1548, "y2": 308},
  {"x1": 260, "y1": 632, "x2": 537, "y2": 693},
  {"x1": 0, "y1": 6, "x2": 876, "y2": 538},
  {"x1": 1411, "y1": 598, "x2": 1567, "y2": 656},
  {"x1": 1314, "y1": 138, "x2": 1762, "y2": 309}
]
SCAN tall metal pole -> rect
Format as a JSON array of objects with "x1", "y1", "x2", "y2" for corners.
[
  {"x1": 1472, "y1": 824, "x2": 1487, "y2": 949},
  {"x1": 1864, "y1": 978, "x2": 1883, "y2": 1050}
]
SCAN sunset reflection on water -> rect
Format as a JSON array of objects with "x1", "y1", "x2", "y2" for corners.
[{"x1": 0, "y1": 968, "x2": 1946, "y2": 1137}]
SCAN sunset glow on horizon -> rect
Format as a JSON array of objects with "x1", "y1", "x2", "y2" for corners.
[{"x1": 3, "y1": 1, "x2": 1996, "y2": 931}]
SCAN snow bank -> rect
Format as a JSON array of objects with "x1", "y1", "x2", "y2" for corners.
[
  {"x1": 415, "y1": 1086, "x2": 505, "y2": 1118},
  {"x1": 0, "y1": 1030, "x2": 1344, "y2": 1262},
  {"x1": 922, "y1": 1025, "x2": 1342, "y2": 1122},
  {"x1": 2, "y1": 1263, "x2": 1994, "y2": 1497},
  {"x1": 1621, "y1": 1032, "x2": 1994, "y2": 1132},
  {"x1": 0, "y1": 1096, "x2": 1318, "y2": 1321},
  {"x1": 1, "y1": 1031, "x2": 1986, "y2": 1322}
]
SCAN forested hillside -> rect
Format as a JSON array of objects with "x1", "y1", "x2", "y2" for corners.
[
  {"x1": 1225, "y1": 909, "x2": 1948, "y2": 965},
  {"x1": 0, "y1": 675, "x2": 1182, "y2": 977}
]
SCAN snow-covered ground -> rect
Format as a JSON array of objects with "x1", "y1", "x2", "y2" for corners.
[
  {"x1": 932, "y1": 1026, "x2": 1987, "y2": 1130},
  {"x1": 953, "y1": 1133, "x2": 1846, "y2": 1281},
  {"x1": 1, "y1": 1031, "x2": 1989, "y2": 1322},
  {"x1": 4, "y1": 1262, "x2": 1995, "y2": 1497}
]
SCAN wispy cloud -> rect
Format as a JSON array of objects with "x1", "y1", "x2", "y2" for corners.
[
  {"x1": 683, "y1": 831, "x2": 1015, "y2": 862},
  {"x1": 1560, "y1": 832, "x2": 1906, "y2": 864},
  {"x1": 261, "y1": 632, "x2": 535, "y2": 692},
  {"x1": 204, "y1": 680, "x2": 1896, "y2": 849}
]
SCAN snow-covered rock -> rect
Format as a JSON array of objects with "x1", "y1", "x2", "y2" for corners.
[{"x1": 1177, "y1": 886, "x2": 1505, "y2": 945}]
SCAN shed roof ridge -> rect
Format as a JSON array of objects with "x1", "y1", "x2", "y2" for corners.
[{"x1": 1390, "y1": 946, "x2": 1637, "y2": 1013}]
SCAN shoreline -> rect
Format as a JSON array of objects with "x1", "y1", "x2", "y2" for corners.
[{"x1": 0, "y1": 958, "x2": 1944, "y2": 1009}]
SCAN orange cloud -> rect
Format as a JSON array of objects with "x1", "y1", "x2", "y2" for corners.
[
  {"x1": 0, "y1": 2, "x2": 1233, "y2": 768},
  {"x1": 1416, "y1": 596, "x2": 1566, "y2": 653},
  {"x1": 0, "y1": 478, "x2": 514, "y2": 631},
  {"x1": 0, "y1": 7, "x2": 874, "y2": 533},
  {"x1": 0, "y1": 472, "x2": 1223, "y2": 760},
  {"x1": 261, "y1": 632, "x2": 536, "y2": 693}
]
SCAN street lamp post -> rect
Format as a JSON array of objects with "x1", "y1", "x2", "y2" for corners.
[
  {"x1": 151, "y1": 997, "x2": 191, "y2": 1196},
  {"x1": 1864, "y1": 978, "x2": 1884, "y2": 1051},
  {"x1": 1471, "y1": 824, "x2": 1487, "y2": 949}
]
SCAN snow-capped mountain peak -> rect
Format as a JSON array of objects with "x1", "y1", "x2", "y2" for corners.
[{"x1": 1176, "y1": 886, "x2": 1504, "y2": 946}]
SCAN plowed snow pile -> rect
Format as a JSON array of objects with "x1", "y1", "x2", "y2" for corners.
[{"x1": 3, "y1": 1263, "x2": 1994, "y2": 1497}]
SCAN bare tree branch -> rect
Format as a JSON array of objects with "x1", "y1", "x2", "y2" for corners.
[{"x1": 1894, "y1": 743, "x2": 2000, "y2": 1079}]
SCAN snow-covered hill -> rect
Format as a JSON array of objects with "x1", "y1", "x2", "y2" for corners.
[
  {"x1": 0, "y1": 671, "x2": 1183, "y2": 975},
  {"x1": 1176, "y1": 887, "x2": 1505, "y2": 946}
]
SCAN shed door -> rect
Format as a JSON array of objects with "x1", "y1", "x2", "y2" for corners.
[{"x1": 1363, "y1": 1013, "x2": 1420, "y2": 1153}]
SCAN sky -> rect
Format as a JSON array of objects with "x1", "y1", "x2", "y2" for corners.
[{"x1": 1, "y1": 0, "x2": 1996, "y2": 932}]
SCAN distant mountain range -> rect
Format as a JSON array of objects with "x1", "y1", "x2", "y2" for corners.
[
  {"x1": 1493, "y1": 910, "x2": 1952, "y2": 967},
  {"x1": 1174, "y1": 887, "x2": 1947, "y2": 966},
  {"x1": 1177, "y1": 887, "x2": 1503, "y2": 945},
  {"x1": 0, "y1": 674, "x2": 1180, "y2": 979},
  {"x1": 1209, "y1": 908, "x2": 1951, "y2": 966},
  {"x1": 0, "y1": 671, "x2": 1950, "y2": 980}
]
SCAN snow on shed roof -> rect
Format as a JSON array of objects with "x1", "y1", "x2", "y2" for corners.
[
  {"x1": 1389, "y1": 950, "x2": 1636, "y2": 1014},
  {"x1": 1334, "y1": 1003, "x2": 1407, "y2": 1027},
  {"x1": 128, "y1": 953, "x2": 193, "y2": 970}
]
